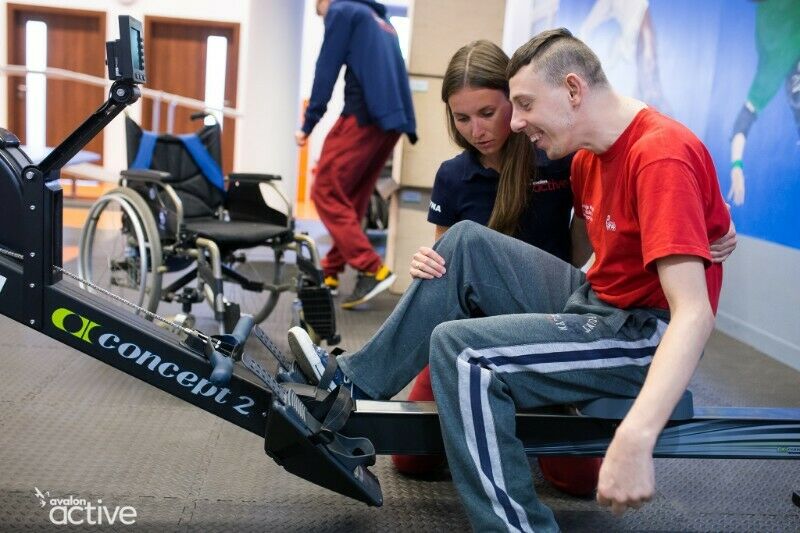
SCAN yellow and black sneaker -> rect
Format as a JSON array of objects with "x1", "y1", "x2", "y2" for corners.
[
  {"x1": 341, "y1": 265, "x2": 396, "y2": 309},
  {"x1": 323, "y1": 275, "x2": 339, "y2": 296}
]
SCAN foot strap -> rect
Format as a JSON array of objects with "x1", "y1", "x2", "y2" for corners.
[
  {"x1": 317, "y1": 347, "x2": 346, "y2": 391},
  {"x1": 254, "y1": 324, "x2": 292, "y2": 371},
  {"x1": 311, "y1": 385, "x2": 355, "y2": 443}
]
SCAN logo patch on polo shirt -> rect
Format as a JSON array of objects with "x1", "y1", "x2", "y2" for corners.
[{"x1": 531, "y1": 179, "x2": 571, "y2": 193}]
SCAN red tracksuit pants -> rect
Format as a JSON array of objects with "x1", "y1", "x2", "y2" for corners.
[{"x1": 311, "y1": 115, "x2": 400, "y2": 277}]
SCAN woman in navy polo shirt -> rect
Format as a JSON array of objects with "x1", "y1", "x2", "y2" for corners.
[{"x1": 394, "y1": 40, "x2": 599, "y2": 494}]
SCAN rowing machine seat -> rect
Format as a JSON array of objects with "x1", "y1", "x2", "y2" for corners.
[{"x1": 577, "y1": 390, "x2": 694, "y2": 421}]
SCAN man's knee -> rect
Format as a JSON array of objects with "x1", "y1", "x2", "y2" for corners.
[
  {"x1": 310, "y1": 177, "x2": 339, "y2": 207},
  {"x1": 428, "y1": 320, "x2": 469, "y2": 375},
  {"x1": 437, "y1": 220, "x2": 487, "y2": 253}
]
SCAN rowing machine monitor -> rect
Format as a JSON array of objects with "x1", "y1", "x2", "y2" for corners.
[{"x1": 106, "y1": 15, "x2": 146, "y2": 84}]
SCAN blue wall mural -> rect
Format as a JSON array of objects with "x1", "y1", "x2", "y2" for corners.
[{"x1": 523, "y1": 0, "x2": 800, "y2": 249}]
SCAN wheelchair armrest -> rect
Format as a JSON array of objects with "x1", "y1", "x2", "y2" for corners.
[
  {"x1": 229, "y1": 172, "x2": 281, "y2": 183},
  {"x1": 121, "y1": 169, "x2": 174, "y2": 182}
]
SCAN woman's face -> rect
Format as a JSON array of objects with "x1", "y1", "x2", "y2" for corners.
[{"x1": 448, "y1": 86, "x2": 513, "y2": 159}]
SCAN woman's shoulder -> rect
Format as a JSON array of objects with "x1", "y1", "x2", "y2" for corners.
[
  {"x1": 435, "y1": 150, "x2": 471, "y2": 184},
  {"x1": 535, "y1": 150, "x2": 574, "y2": 181},
  {"x1": 438, "y1": 150, "x2": 471, "y2": 172}
]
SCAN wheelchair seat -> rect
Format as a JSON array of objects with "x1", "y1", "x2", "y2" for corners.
[{"x1": 184, "y1": 218, "x2": 292, "y2": 250}]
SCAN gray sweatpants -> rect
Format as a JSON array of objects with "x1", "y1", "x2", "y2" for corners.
[{"x1": 337, "y1": 221, "x2": 668, "y2": 532}]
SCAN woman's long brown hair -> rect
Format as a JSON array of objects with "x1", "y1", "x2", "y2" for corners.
[{"x1": 441, "y1": 40, "x2": 534, "y2": 236}]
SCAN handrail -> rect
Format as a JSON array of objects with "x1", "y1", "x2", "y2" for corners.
[{"x1": 0, "y1": 64, "x2": 244, "y2": 119}]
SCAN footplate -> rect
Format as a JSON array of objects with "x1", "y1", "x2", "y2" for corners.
[
  {"x1": 265, "y1": 398, "x2": 382, "y2": 506},
  {"x1": 242, "y1": 352, "x2": 382, "y2": 506}
]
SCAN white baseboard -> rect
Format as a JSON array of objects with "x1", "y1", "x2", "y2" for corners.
[{"x1": 716, "y1": 311, "x2": 800, "y2": 372}]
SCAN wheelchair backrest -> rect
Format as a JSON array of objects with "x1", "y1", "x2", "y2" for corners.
[{"x1": 125, "y1": 116, "x2": 226, "y2": 219}]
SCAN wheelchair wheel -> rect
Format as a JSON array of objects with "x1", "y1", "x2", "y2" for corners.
[{"x1": 78, "y1": 187, "x2": 163, "y2": 314}]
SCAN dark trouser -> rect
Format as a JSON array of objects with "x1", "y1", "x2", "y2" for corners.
[{"x1": 311, "y1": 114, "x2": 400, "y2": 277}]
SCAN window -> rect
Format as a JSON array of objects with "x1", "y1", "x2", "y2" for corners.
[
  {"x1": 204, "y1": 35, "x2": 228, "y2": 128},
  {"x1": 25, "y1": 20, "x2": 47, "y2": 148}
]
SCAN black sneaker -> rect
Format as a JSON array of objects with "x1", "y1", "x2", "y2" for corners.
[{"x1": 341, "y1": 265, "x2": 396, "y2": 309}]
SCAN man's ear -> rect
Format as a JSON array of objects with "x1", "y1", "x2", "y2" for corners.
[{"x1": 565, "y1": 73, "x2": 585, "y2": 106}]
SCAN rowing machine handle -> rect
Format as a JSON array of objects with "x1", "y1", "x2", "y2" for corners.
[
  {"x1": 209, "y1": 349, "x2": 234, "y2": 386},
  {"x1": 231, "y1": 314, "x2": 255, "y2": 346}
]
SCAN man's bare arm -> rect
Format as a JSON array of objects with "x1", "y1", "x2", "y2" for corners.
[{"x1": 597, "y1": 255, "x2": 715, "y2": 516}]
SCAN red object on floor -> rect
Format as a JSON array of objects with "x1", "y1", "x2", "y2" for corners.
[
  {"x1": 394, "y1": 367, "x2": 603, "y2": 493},
  {"x1": 537, "y1": 456, "x2": 602, "y2": 497},
  {"x1": 392, "y1": 366, "x2": 446, "y2": 474}
]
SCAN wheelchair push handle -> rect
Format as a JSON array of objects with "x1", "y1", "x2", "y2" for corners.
[
  {"x1": 190, "y1": 111, "x2": 217, "y2": 124},
  {"x1": 207, "y1": 315, "x2": 255, "y2": 386}
]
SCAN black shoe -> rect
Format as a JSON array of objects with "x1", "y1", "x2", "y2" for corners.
[{"x1": 341, "y1": 265, "x2": 396, "y2": 309}]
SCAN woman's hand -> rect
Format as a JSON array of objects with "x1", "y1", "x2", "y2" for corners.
[
  {"x1": 410, "y1": 246, "x2": 446, "y2": 279},
  {"x1": 710, "y1": 213, "x2": 737, "y2": 263}
]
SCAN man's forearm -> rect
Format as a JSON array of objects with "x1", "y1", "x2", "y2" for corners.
[
  {"x1": 618, "y1": 305, "x2": 714, "y2": 445},
  {"x1": 570, "y1": 218, "x2": 594, "y2": 267},
  {"x1": 617, "y1": 257, "x2": 715, "y2": 445}
]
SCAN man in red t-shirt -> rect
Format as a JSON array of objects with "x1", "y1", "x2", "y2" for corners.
[
  {"x1": 277, "y1": 28, "x2": 734, "y2": 533},
  {"x1": 506, "y1": 28, "x2": 730, "y2": 521}
]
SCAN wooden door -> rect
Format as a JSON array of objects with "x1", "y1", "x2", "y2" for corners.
[
  {"x1": 7, "y1": 4, "x2": 106, "y2": 163},
  {"x1": 143, "y1": 16, "x2": 239, "y2": 175}
]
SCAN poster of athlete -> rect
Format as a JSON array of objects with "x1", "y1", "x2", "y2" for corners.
[{"x1": 506, "y1": 0, "x2": 800, "y2": 249}]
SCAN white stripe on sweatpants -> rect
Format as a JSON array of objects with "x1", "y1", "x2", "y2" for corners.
[
  {"x1": 478, "y1": 319, "x2": 668, "y2": 374},
  {"x1": 453, "y1": 318, "x2": 667, "y2": 531},
  {"x1": 457, "y1": 356, "x2": 533, "y2": 532}
]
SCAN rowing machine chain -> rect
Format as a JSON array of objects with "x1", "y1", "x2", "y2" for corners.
[{"x1": 0, "y1": 245, "x2": 225, "y2": 355}]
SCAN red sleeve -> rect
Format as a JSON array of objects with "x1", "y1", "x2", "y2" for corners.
[{"x1": 635, "y1": 159, "x2": 712, "y2": 271}]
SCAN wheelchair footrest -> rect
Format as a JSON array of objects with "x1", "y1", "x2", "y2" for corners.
[
  {"x1": 298, "y1": 286, "x2": 338, "y2": 344},
  {"x1": 264, "y1": 397, "x2": 382, "y2": 506}
]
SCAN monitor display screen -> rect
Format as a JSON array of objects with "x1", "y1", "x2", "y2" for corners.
[{"x1": 130, "y1": 27, "x2": 141, "y2": 71}]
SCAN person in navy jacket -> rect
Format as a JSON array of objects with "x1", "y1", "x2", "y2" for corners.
[{"x1": 295, "y1": 0, "x2": 416, "y2": 309}]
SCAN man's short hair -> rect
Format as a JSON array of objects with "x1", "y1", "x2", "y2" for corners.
[{"x1": 507, "y1": 28, "x2": 609, "y2": 88}]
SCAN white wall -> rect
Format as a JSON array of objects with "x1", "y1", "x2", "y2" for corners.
[
  {"x1": 237, "y1": 0, "x2": 304, "y2": 197},
  {"x1": 0, "y1": 0, "x2": 303, "y2": 197},
  {"x1": 716, "y1": 237, "x2": 800, "y2": 371}
]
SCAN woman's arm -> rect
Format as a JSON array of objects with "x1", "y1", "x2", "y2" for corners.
[
  {"x1": 410, "y1": 225, "x2": 449, "y2": 279},
  {"x1": 570, "y1": 217, "x2": 595, "y2": 269}
]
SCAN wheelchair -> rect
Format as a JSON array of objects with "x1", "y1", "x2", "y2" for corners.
[{"x1": 78, "y1": 113, "x2": 338, "y2": 342}]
